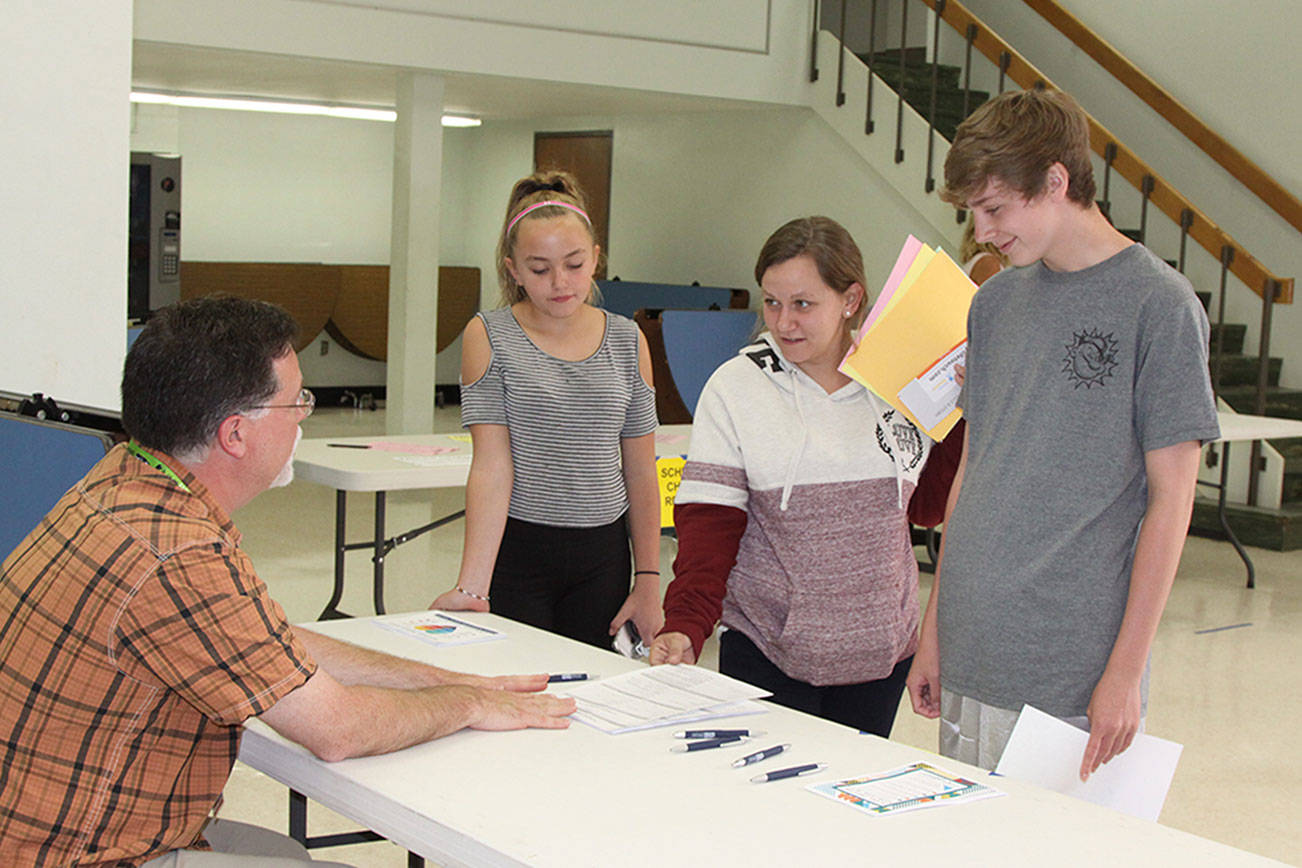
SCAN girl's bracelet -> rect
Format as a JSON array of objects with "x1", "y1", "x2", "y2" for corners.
[
  {"x1": 456, "y1": 585, "x2": 490, "y2": 602},
  {"x1": 633, "y1": 570, "x2": 660, "y2": 577}
]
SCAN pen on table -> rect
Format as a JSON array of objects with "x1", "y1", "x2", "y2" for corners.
[
  {"x1": 669, "y1": 735, "x2": 747, "y2": 753},
  {"x1": 547, "y1": 673, "x2": 589, "y2": 683},
  {"x1": 673, "y1": 729, "x2": 764, "y2": 740},
  {"x1": 750, "y1": 763, "x2": 827, "y2": 783},
  {"x1": 731, "y1": 743, "x2": 791, "y2": 768},
  {"x1": 326, "y1": 443, "x2": 371, "y2": 449}
]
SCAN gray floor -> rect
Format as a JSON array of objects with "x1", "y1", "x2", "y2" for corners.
[{"x1": 220, "y1": 406, "x2": 1302, "y2": 866}]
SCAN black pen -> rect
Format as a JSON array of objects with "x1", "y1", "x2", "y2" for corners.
[
  {"x1": 669, "y1": 735, "x2": 746, "y2": 753},
  {"x1": 326, "y1": 443, "x2": 371, "y2": 449},
  {"x1": 750, "y1": 763, "x2": 826, "y2": 783},
  {"x1": 673, "y1": 729, "x2": 764, "y2": 740},
  {"x1": 731, "y1": 743, "x2": 791, "y2": 768},
  {"x1": 547, "y1": 673, "x2": 589, "y2": 683}
]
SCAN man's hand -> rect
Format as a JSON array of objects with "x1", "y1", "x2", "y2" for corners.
[
  {"x1": 905, "y1": 632, "x2": 942, "y2": 719},
  {"x1": 430, "y1": 586, "x2": 490, "y2": 613},
  {"x1": 449, "y1": 672, "x2": 550, "y2": 693},
  {"x1": 647, "y1": 631, "x2": 697, "y2": 666},
  {"x1": 1080, "y1": 669, "x2": 1141, "y2": 780},
  {"x1": 469, "y1": 690, "x2": 576, "y2": 731},
  {"x1": 608, "y1": 580, "x2": 664, "y2": 645}
]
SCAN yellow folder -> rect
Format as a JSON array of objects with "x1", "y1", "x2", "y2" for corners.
[{"x1": 841, "y1": 249, "x2": 977, "y2": 440}]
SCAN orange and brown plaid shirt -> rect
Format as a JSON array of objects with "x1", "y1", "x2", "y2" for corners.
[{"x1": 0, "y1": 444, "x2": 316, "y2": 867}]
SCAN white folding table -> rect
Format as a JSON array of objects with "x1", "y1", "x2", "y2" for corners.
[
  {"x1": 238, "y1": 612, "x2": 1285, "y2": 868},
  {"x1": 292, "y1": 426, "x2": 693, "y2": 619},
  {"x1": 1206, "y1": 411, "x2": 1302, "y2": 587}
]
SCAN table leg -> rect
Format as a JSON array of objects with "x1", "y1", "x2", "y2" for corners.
[
  {"x1": 318, "y1": 491, "x2": 350, "y2": 620},
  {"x1": 373, "y1": 491, "x2": 387, "y2": 615},
  {"x1": 1217, "y1": 442, "x2": 1256, "y2": 589},
  {"x1": 289, "y1": 789, "x2": 307, "y2": 845}
]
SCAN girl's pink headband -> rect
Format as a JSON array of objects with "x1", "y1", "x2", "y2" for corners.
[{"x1": 506, "y1": 200, "x2": 591, "y2": 234}]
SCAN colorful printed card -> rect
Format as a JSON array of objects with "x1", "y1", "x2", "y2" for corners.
[
  {"x1": 808, "y1": 762, "x2": 1002, "y2": 817},
  {"x1": 374, "y1": 612, "x2": 505, "y2": 648}
]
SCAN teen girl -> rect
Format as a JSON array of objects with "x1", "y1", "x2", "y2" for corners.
[
  {"x1": 648, "y1": 216, "x2": 952, "y2": 736},
  {"x1": 432, "y1": 171, "x2": 663, "y2": 649}
]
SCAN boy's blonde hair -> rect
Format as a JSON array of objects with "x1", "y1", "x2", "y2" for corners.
[{"x1": 942, "y1": 88, "x2": 1095, "y2": 208}]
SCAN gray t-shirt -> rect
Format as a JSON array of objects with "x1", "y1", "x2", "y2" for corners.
[{"x1": 939, "y1": 243, "x2": 1220, "y2": 718}]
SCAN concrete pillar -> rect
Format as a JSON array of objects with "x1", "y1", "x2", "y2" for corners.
[{"x1": 387, "y1": 72, "x2": 444, "y2": 433}]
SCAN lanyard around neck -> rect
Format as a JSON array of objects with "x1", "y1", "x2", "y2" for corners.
[{"x1": 125, "y1": 441, "x2": 192, "y2": 493}]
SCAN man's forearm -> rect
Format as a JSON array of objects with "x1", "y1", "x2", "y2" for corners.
[{"x1": 295, "y1": 628, "x2": 463, "y2": 689}]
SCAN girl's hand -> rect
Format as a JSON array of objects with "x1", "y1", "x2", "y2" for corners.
[{"x1": 430, "y1": 586, "x2": 490, "y2": 613}]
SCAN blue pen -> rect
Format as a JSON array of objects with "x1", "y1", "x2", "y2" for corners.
[
  {"x1": 673, "y1": 729, "x2": 764, "y2": 739},
  {"x1": 731, "y1": 743, "x2": 791, "y2": 768},
  {"x1": 547, "y1": 673, "x2": 589, "y2": 683},
  {"x1": 750, "y1": 763, "x2": 827, "y2": 783},
  {"x1": 669, "y1": 735, "x2": 746, "y2": 753}
]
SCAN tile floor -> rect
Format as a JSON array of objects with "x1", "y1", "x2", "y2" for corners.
[{"x1": 219, "y1": 406, "x2": 1302, "y2": 866}]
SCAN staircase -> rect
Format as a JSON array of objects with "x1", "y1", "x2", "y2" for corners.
[{"x1": 849, "y1": 38, "x2": 1302, "y2": 549}]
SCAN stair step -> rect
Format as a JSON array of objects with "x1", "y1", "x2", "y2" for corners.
[
  {"x1": 1190, "y1": 499, "x2": 1302, "y2": 551},
  {"x1": 1209, "y1": 322, "x2": 1246, "y2": 355},
  {"x1": 1217, "y1": 385, "x2": 1302, "y2": 420},
  {"x1": 864, "y1": 56, "x2": 964, "y2": 92},
  {"x1": 1211, "y1": 354, "x2": 1282, "y2": 388}
]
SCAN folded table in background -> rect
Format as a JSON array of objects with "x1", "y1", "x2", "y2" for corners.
[
  {"x1": 291, "y1": 425, "x2": 693, "y2": 619},
  {"x1": 238, "y1": 611, "x2": 1286, "y2": 868}
]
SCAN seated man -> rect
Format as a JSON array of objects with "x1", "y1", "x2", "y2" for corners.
[{"x1": 0, "y1": 297, "x2": 575, "y2": 867}]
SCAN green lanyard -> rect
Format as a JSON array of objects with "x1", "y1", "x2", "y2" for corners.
[{"x1": 125, "y1": 441, "x2": 192, "y2": 493}]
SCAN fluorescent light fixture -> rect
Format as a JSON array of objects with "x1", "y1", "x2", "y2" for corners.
[
  {"x1": 441, "y1": 113, "x2": 482, "y2": 128},
  {"x1": 130, "y1": 91, "x2": 481, "y2": 127}
]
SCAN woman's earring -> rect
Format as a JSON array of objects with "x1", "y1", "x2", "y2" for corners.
[{"x1": 843, "y1": 309, "x2": 853, "y2": 318}]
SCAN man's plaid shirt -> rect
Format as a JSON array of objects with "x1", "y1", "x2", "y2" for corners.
[{"x1": 0, "y1": 445, "x2": 315, "y2": 866}]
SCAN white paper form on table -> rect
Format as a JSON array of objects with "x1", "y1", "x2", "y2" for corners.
[
  {"x1": 994, "y1": 704, "x2": 1182, "y2": 821},
  {"x1": 560, "y1": 664, "x2": 771, "y2": 734}
]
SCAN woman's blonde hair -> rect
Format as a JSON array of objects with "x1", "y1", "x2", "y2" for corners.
[
  {"x1": 495, "y1": 170, "x2": 600, "y2": 307},
  {"x1": 754, "y1": 216, "x2": 870, "y2": 334}
]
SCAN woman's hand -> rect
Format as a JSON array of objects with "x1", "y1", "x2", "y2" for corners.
[{"x1": 648, "y1": 631, "x2": 697, "y2": 666}]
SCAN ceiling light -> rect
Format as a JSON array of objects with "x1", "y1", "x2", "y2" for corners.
[
  {"x1": 440, "y1": 113, "x2": 482, "y2": 128},
  {"x1": 130, "y1": 91, "x2": 480, "y2": 127}
]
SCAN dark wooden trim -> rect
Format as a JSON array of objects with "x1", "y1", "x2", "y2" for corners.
[
  {"x1": 1020, "y1": 0, "x2": 1302, "y2": 235},
  {"x1": 916, "y1": 0, "x2": 1293, "y2": 304}
]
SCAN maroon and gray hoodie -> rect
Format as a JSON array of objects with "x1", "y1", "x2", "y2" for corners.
[{"x1": 661, "y1": 334, "x2": 952, "y2": 686}]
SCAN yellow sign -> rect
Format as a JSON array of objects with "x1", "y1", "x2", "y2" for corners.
[{"x1": 656, "y1": 456, "x2": 686, "y2": 528}]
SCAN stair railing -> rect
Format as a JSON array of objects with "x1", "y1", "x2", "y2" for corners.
[
  {"x1": 1019, "y1": 0, "x2": 1302, "y2": 237},
  {"x1": 808, "y1": 0, "x2": 1294, "y2": 505}
]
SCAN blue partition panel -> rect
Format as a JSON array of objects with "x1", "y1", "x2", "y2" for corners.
[
  {"x1": 0, "y1": 414, "x2": 113, "y2": 560},
  {"x1": 596, "y1": 281, "x2": 734, "y2": 319},
  {"x1": 660, "y1": 310, "x2": 758, "y2": 416}
]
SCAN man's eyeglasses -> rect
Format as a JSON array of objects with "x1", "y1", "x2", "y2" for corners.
[{"x1": 247, "y1": 388, "x2": 315, "y2": 418}]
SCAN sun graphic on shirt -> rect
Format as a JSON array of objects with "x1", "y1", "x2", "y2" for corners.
[{"x1": 1062, "y1": 328, "x2": 1119, "y2": 389}]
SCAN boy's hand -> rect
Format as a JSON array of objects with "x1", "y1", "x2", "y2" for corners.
[
  {"x1": 906, "y1": 633, "x2": 942, "y2": 718},
  {"x1": 1080, "y1": 669, "x2": 1141, "y2": 780}
]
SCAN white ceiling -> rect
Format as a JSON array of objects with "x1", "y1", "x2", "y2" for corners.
[{"x1": 131, "y1": 41, "x2": 765, "y2": 120}]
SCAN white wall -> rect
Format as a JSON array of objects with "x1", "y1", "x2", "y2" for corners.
[
  {"x1": 959, "y1": 0, "x2": 1302, "y2": 386},
  {"x1": 2, "y1": 1, "x2": 133, "y2": 411},
  {"x1": 455, "y1": 107, "x2": 948, "y2": 317},
  {"x1": 134, "y1": 0, "x2": 813, "y2": 109},
  {"x1": 131, "y1": 104, "x2": 477, "y2": 387}
]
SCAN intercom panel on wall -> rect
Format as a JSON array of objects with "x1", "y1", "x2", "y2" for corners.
[{"x1": 128, "y1": 152, "x2": 181, "y2": 321}]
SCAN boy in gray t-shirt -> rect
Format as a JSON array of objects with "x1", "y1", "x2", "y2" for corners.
[{"x1": 905, "y1": 89, "x2": 1220, "y2": 781}]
